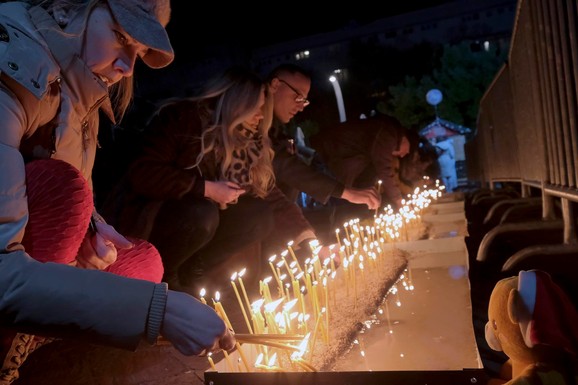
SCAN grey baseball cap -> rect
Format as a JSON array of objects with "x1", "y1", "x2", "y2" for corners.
[{"x1": 107, "y1": 0, "x2": 174, "y2": 68}]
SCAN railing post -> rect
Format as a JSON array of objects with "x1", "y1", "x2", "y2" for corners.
[{"x1": 561, "y1": 198, "x2": 577, "y2": 244}]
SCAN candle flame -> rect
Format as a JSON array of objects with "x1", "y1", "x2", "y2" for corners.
[
  {"x1": 264, "y1": 297, "x2": 284, "y2": 313},
  {"x1": 215, "y1": 291, "x2": 220, "y2": 301},
  {"x1": 269, "y1": 255, "x2": 277, "y2": 262},
  {"x1": 230, "y1": 272, "x2": 237, "y2": 281},
  {"x1": 200, "y1": 288, "x2": 206, "y2": 298},
  {"x1": 283, "y1": 298, "x2": 298, "y2": 311},
  {"x1": 255, "y1": 353, "x2": 264, "y2": 366},
  {"x1": 291, "y1": 332, "x2": 311, "y2": 360},
  {"x1": 238, "y1": 268, "x2": 246, "y2": 277},
  {"x1": 267, "y1": 353, "x2": 278, "y2": 367}
]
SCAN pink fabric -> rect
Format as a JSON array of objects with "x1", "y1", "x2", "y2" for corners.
[
  {"x1": 22, "y1": 159, "x2": 163, "y2": 283},
  {"x1": 23, "y1": 159, "x2": 93, "y2": 264},
  {"x1": 105, "y1": 238, "x2": 164, "y2": 282}
]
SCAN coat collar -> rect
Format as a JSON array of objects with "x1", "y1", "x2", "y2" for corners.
[{"x1": 28, "y1": 5, "x2": 115, "y2": 123}]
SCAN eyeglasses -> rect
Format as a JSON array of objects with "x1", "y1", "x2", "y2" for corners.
[{"x1": 278, "y1": 79, "x2": 310, "y2": 106}]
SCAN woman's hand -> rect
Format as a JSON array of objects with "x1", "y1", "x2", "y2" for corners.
[
  {"x1": 204, "y1": 181, "x2": 245, "y2": 205},
  {"x1": 76, "y1": 221, "x2": 133, "y2": 270}
]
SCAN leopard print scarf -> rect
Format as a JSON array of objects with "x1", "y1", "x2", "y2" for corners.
[{"x1": 223, "y1": 125, "x2": 263, "y2": 192}]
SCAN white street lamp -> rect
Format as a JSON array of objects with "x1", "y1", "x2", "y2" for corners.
[{"x1": 329, "y1": 75, "x2": 346, "y2": 123}]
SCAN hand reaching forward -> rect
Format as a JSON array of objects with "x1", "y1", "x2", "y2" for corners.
[
  {"x1": 341, "y1": 187, "x2": 381, "y2": 210},
  {"x1": 161, "y1": 290, "x2": 236, "y2": 355},
  {"x1": 76, "y1": 221, "x2": 133, "y2": 270}
]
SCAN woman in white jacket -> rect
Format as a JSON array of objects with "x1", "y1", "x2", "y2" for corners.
[{"x1": 0, "y1": 0, "x2": 233, "y2": 382}]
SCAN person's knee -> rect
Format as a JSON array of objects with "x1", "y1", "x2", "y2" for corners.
[
  {"x1": 158, "y1": 198, "x2": 220, "y2": 238},
  {"x1": 248, "y1": 201, "x2": 275, "y2": 240},
  {"x1": 256, "y1": 210, "x2": 275, "y2": 239},
  {"x1": 107, "y1": 238, "x2": 163, "y2": 283}
]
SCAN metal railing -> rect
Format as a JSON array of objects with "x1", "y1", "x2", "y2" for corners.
[{"x1": 469, "y1": 0, "x2": 578, "y2": 243}]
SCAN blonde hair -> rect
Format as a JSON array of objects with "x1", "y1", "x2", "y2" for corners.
[
  {"x1": 192, "y1": 67, "x2": 275, "y2": 198},
  {"x1": 29, "y1": 0, "x2": 134, "y2": 120}
]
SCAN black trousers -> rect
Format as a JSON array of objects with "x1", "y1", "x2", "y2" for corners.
[{"x1": 148, "y1": 195, "x2": 274, "y2": 285}]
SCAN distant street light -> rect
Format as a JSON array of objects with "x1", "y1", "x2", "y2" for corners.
[{"x1": 329, "y1": 75, "x2": 346, "y2": 123}]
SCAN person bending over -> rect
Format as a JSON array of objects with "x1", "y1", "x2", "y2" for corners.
[{"x1": 0, "y1": 0, "x2": 233, "y2": 382}]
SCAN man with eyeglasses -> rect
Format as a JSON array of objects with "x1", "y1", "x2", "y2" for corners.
[
  {"x1": 266, "y1": 64, "x2": 380, "y2": 215},
  {"x1": 261, "y1": 64, "x2": 380, "y2": 256}
]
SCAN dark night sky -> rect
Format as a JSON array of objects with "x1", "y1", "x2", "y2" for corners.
[{"x1": 166, "y1": 1, "x2": 458, "y2": 52}]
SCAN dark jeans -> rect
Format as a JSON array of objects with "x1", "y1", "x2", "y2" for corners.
[{"x1": 149, "y1": 195, "x2": 274, "y2": 286}]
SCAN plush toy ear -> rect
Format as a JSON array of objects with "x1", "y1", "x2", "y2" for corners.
[
  {"x1": 507, "y1": 288, "x2": 533, "y2": 348},
  {"x1": 507, "y1": 289, "x2": 521, "y2": 324}
]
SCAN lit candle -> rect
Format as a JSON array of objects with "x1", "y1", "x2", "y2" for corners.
[
  {"x1": 268, "y1": 255, "x2": 284, "y2": 297},
  {"x1": 281, "y1": 251, "x2": 295, "y2": 281},
  {"x1": 213, "y1": 292, "x2": 251, "y2": 372},
  {"x1": 261, "y1": 276, "x2": 274, "y2": 303},
  {"x1": 304, "y1": 268, "x2": 315, "y2": 318},
  {"x1": 207, "y1": 352, "x2": 217, "y2": 371},
  {"x1": 291, "y1": 274, "x2": 306, "y2": 332},
  {"x1": 231, "y1": 272, "x2": 253, "y2": 334},
  {"x1": 287, "y1": 241, "x2": 304, "y2": 275},
  {"x1": 199, "y1": 288, "x2": 207, "y2": 305},
  {"x1": 343, "y1": 222, "x2": 351, "y2": 243},
  {"x1": 237, "y1": 268, "x2": 252, "y2": 317},
  {"x1": 251, "y1": 299, "x2": 266, "y2": 334}
]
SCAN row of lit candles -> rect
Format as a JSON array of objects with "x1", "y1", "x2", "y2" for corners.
[{"x1": 200, "y1": 184, "x2": 443, "y2": 372}]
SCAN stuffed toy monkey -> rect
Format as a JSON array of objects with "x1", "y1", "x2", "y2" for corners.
[{"x1": 485, "y1": 270, "x2": 578, "y2": 385}]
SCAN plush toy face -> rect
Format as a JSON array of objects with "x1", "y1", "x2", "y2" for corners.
[{"x1": 486, "y1": 276, "x2": 536, "y2": 365}]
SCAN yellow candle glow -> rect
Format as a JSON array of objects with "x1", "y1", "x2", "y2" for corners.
[
  {"x1": 291, "y1": 275, "x2": 306, "y2": 332},
  {"x1": 323, "y1": 277, "x2": 329, "y2": 343},
  {"x1": 268, "y1": 255, "x2": 284, "y2": 297},
  {"x1": 261, "y1": 277, "x2": 274, "y2": 303},
  {"x1": 237, "y1": 269, "x2": 252, "y2": 318},
  {"x1": 213, "y1": 292, "x2": 251, "y2": 372},
  {"x1": 231, "y1": 272, "x2": 253, "y2": 334},
  {"x1": 287, "y1": 241, "x2": 304, "y2": 275},
  {"x1": 207, "y1": 352, "x2": 217, "y2": 371},
  {"x1": 281, "y1": 251, "x2": 296, "y2": 281},
  {"x1": 199, "y1": 288, "x2": 207, "y2": 305},
  {"x1": 335, "y1": 228, "x2": 342, "y2": 249}
]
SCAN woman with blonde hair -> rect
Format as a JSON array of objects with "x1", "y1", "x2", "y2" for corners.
[
  {"x1": 0, "y1": 0, "x2": 234, "y2": 382},
  {"x1": 105, "y1": 66, "x2": 279, "y2": 293}
]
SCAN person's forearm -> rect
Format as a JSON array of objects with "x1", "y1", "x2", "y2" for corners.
[
  {"x1": 273, "y1": 152, "x2": 340, "y2": 204},
  {"x1": 0, "y1": 250, "x2": 162, "y2": 349}
]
